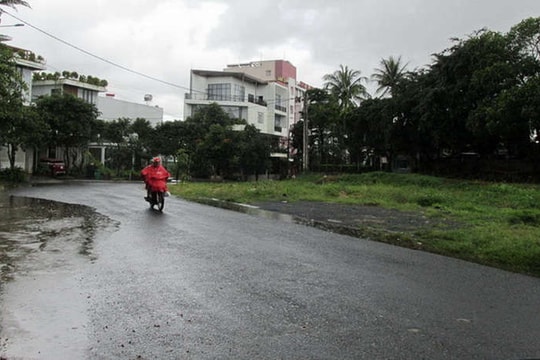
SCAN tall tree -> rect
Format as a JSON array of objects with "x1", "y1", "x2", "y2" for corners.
[
  {"x1": 0, "y1": 43, "x2": 28, "y2": 169},
  {"x1": 507, "y1": 17, "x2": 540, "y2": 63},
  {"x1": 371, "y1": 56, "x2": 409, "y2": 98},
  {"x1": 303, "y1": 88, "x2": 341, "y2": 167},
  {"x1": 237, "y1": 124, "x2": 271, "y2": 181},
  {"x1": 323, "y1": 64, "x2": 368, "y2": 112},
  {"x1": 36, "y1": 94, "x2": 99, "y2": 172},
  {"x1": 3, "y1": 105, "x2": 48, "y2": 169}
]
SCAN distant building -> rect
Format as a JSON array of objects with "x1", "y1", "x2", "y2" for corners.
[
  {"x1": 97, "y1": 94, "x2": 163, "y2": 127},
  {"x1": 184, "y1": 60, "x2": 312, "y2": 140},
  {"x1": 32, "y1": 77, "x2": 106, "y2": 105}
]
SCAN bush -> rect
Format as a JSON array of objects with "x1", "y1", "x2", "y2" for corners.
[{"x1": 0, "y1": 167, "x2": 27, "y2": 183}]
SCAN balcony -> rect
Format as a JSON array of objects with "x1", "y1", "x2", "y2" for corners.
[
  {"x1": 186, "y1": 93, "x2": 267, "y2": 107},
  {"x1": 275, "y1": 104, "x2": 287, "y2": 113}
]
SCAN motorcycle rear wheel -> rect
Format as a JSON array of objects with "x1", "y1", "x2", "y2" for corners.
[{"x1": 150, "y1": 191, "x2": 165, "y2": 212}]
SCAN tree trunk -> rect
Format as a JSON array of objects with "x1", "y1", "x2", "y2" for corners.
[{"x1": 8, "y1": 144, "x2": 17, "y2": 170}]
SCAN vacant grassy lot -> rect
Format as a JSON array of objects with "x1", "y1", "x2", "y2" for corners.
[{"x1": 170, "y1": 172, "x2": 540, "y2": 277}]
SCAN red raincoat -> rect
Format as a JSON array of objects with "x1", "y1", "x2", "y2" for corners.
[{"x1": 141, "y1": 164, "x2": 171, "y2": 192}]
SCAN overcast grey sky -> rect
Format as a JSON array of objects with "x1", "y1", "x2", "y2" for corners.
[{"x1": 1, "y1": 0, "x2": 539, "y2": 120}]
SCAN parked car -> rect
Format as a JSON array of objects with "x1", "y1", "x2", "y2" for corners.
[{"x1": 39, "y1": 158, "x2": 66, "y2": 176}]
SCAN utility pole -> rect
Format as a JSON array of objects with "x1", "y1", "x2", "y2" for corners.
[{"x1": 302, "y1": 91, "x2": 309, "y2": 171}]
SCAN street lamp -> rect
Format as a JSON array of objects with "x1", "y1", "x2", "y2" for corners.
[{"x1": 0, "y1": 23, "x2": 24, "y2": 42}]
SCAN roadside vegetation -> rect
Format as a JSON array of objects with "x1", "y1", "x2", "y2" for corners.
[{"x1": 170, "y1": 172, "x2": 540, "y2": 277}]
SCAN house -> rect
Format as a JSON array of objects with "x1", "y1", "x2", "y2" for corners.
[
  {"x1": 0, "y1": 45, "x2": 46, "y2": 173},
  {"x1": 184, "y1": 60, "x2": 311, "y2": 141}
]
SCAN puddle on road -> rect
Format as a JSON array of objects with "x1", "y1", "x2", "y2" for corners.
[{"x1": 0, "y1": 195, "x2": 114, "y2": 283}]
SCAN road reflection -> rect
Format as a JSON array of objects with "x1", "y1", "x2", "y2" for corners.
[{"x1": 0, "y1": 195, "x2": 114, "y2": 283}]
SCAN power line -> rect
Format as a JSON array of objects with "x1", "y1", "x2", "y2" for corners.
[
  {"x1": 2, "y1": 9, "x2": 198, "y2": 93},
  {"x1": 3, "y1": 10, "x2": 305, "y2": 113}
]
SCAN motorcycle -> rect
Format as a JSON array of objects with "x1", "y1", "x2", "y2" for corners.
[
  {"x1": 143, "y1": 176, "x2": 169, "y2": 212},
  {"x1": 146, "y1": 189, "x2": 165, "y2": 212}
]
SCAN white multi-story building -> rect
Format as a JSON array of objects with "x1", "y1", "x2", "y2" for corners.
[
  {"x1": 96, "y1": 94, "x2": 163, "y2": 127},
  {"x1": 184, "y1": 60, "x2": 311, "y2": 141},
  {"x1": 33, "y1": 80, "x2": 164, "y2": 127}
]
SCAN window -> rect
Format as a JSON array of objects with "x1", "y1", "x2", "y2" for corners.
[
  {"x1": 232, "y1": 84, "x2": 245, "y2": 102},
  {"x1": 258, "y1": 112, "x2": 264, "y2": 124},
  {"x1": 275, "y1": 94, "x2": 286, "y2": 112},
  {"x1": 208, "y1": 83, "x2": 231, "y2": 101},
  {"x1": 265, "y1": 70, "x2": 272, "y2": 77},
  {"x1": 274, "y1": 115, "x2": 284, "y2": 132},
  {"x1": 222, "y1": 106, "x2": 245, "y2": 120},
  {"x1": 81, "y1": 89, "x2": 95, "y2": 103},
  {"x1": 207, "y1": 83, "x2": 244, "y2": 102}
]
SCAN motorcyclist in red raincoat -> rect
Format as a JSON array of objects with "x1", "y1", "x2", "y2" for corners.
[{"x1": 141, "y1": 157, "x2": 171, "y2": 201}]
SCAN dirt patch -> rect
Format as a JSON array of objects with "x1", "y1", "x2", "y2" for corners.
[{"x1": 251, "y1": 201, "x2": 461, "y2": 247}]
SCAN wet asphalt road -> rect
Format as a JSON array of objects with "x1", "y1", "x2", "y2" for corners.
[{"x1": 1, "y1": 181, "x2": 540, "y2": 359}]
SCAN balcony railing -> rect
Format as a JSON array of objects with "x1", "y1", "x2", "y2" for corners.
[
  {"x1": 185, "y1": 93, "x2": 267, "y2": 107},
  {"x1": 275, "y1": 104, "x2": 287, "y2": 112}
]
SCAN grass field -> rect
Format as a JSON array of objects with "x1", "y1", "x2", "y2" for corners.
[{"x1": 170, "y1": 172, "x2": 540, "y2": 277}]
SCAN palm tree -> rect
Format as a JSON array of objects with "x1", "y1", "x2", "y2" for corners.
[
  {"x1": 323, "y1": 64, "x2": 368, "y2": 112},
  {"x1": 371, "y1": 56, "x2": 408, "y2": 98},
  {"x1": 0, "y1": 0, "x2": 30, "y2": 10},
  {"x1": 0, "y1": 0, "x2": 29, "y2": 28}
]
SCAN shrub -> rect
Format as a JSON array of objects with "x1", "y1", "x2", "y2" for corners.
[{"x1": 0, "y1": 167, "x2": 27, "y2": 183}]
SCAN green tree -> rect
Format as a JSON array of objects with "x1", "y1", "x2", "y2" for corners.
[
  {"x1": 237, "y1": 124, "x2": 271, "y2": 180},
  {"x1": 322, "y1": 65, "x2": 369, "y2": 167},
  {"x1": 303, "y1": 88, "x2": 341, "y2": 168},
  {"x1": 184, "y1": 103, "x2": 245, "y2": 177},
  {"x1": 197, "y1": 123, "x2": 238, "y2": 178},
  {"x1": 371, "y1": 56, "x2": 409, "y2": 98},
  {"x1": 102, "y1": 118, "x2": 132, "y2": 175},
  {"x1": 36, "y1": 94, "x2": 99, "y2": 173},
  {"x1": 2, "y1": 105, "x2": 48, "y2": 169},
  {"x1": 323, "y1": 64, "x2": 368, "y2": 113},
  {"x1": 346, "y1": 98, "x2": 397, "y2": 169},
  {"x1": 130, "y1": 117, "x2": 154, "y2": 168},
  {"x1": 507, "y1": 17, "x2": 540, "y2": 63},
  {"x1": 0, "y1": 44, "x2": 30, "y2": 169}
]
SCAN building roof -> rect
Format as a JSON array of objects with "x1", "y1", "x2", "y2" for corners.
[
  {"x1": 33, "y1": 78, "x2": 106, "y2": 92},
  {"x1": 192, "y1": 69, "x2": 268, "y2": 85},
  {"x1": 4, "y1": 44, "x2": 47, "y2": 71},
  {"x1": 13, "y1": 57, "x2": 46, "y2": 71}
]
